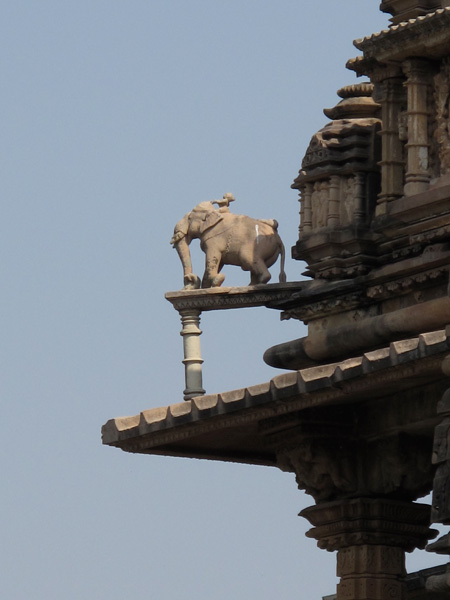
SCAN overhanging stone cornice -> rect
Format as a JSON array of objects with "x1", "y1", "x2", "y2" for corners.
[
  {"x1": 102, "y1": 329, "x2": 450, "y2": 466},
  {"x1": 352, "y1": 8, "x2": 450, "y2": 63}
]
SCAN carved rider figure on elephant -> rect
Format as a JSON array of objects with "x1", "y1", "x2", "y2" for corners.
[{"x1": 170, "y1": 195, "x2": 286, "y2": 289}]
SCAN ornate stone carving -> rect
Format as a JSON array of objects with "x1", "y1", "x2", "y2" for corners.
[
  {"x1": 366, "y1": 267, "x2": 449, "y2": 300},
  {"x1": 276, "y1": 432, "x2": 434, "y2": 503},
  {"x1": 280, "y1": 292, "x2": 364, "y2": 322},
  {"x1": 170, "y1": 197, "x2": 286, "y2": 288}
]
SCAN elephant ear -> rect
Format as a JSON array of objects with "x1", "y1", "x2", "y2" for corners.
[{"x1": 201, "y1": 208, "x2": 223, "y2": 233}]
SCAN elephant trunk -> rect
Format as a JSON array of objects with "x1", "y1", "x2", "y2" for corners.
[
  {"x1": 172, "y1": 235, "x2": 200, "y2": 289},
  {"x1": 173, "y1": 236, "x2": 192, "y2": 276}
]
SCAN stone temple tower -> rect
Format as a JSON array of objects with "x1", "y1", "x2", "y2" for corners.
[{"x1": 103, "y1": 2, "x2": 450, "y2": 598}]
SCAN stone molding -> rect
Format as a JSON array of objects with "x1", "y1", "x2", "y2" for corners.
[
  {"x1": 165, "y1": 282, "x2": 304, "y2": 312},
  {"x1": 365, "y1": 266, "x2": 449, "y2": 299},
  {"x1": 300, "y1": 498, "x2": 436, "y2": 552}
]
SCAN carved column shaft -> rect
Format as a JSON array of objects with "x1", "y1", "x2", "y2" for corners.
[
  {"x1": 301, "y1": 183, "x2": 313, "y2": 234},
  {"x1": 403, "y1": 59, "x2": 432, "y2": 196},
  {"x1": 353, "y1": 172, "x2": 366, "y2": 225},
  {"x1": 179, "y1": 309, "x2": 205, "y2": 400},
  {"x1": 328, "y1": 176, "x2": 340, "y2": 228},
  {"x1": 375, "y1": 76, "x2": 405, "y2": 212}
]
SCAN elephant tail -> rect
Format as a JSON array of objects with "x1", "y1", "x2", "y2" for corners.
[{"x1": 278, "y1": 240, "x2": 287, "y2": 283}]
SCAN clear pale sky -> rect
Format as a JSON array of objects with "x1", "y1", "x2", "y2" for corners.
[{"x1": 3, "y1": 2, "x2": 445, "y2": 599}]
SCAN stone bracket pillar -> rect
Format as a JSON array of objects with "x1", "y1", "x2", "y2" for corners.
[{"x1": 179, "y1": 309, "x2": 205, "y2": 401}]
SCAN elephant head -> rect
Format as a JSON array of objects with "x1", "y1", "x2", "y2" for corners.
[{"x1": 170, "y1": 202, "x2": 224, "y2": 289}]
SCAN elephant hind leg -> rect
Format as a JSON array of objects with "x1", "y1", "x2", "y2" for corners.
[{"x1": 249, "y1": 260, "x2": 271, "y2": 285}]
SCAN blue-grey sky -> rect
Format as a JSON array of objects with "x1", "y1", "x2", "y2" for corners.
[{"x1": 3, "y1": 2, "x2": 444, "y2": 599}]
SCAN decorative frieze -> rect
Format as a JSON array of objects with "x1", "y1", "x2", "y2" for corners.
[{"x1": 365, "y1": 266, "x2": 449, "y2": 300}]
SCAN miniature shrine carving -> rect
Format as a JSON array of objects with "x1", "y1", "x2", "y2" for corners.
[{"x1": 170, "y1": 195, "x2": 286, "y2": 289}]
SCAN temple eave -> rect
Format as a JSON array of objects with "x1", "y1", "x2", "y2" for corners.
[{"x1": 102, "y1": 329, "x2": 450, "y2": 469}]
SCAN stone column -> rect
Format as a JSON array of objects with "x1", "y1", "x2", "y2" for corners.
[
  {"x1": 179, "y1": 309, "x2": 205, "y2": 400},
  {"x1": 300, "y1": 183, "x2": 313, "y2": 234},
  {"x1": 403, "y1": 59, "x2": 432, "y2": 196},
  {"x1": 353, "y1": 172, "x2": 366, "y2": 225},
  {"x1": 327, "y1": 176, "x2": 340, "y2": 228},
  {"x1": 301, "y1": 498, "x2": 435, "y2": 600},
  {"x1": 372, "y1": 71, "x2": 405, "y2": 214}
]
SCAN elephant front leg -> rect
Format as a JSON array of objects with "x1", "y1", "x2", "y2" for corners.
[
  {"x1": 202, "y1": 255, "x2": 225, "y2": 288},
  {"x1": 173, "y1": 236, "x2": 201, "y2": 290}
]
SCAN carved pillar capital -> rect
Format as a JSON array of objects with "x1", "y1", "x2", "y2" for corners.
[
  {"x1": 370, "y1": 65, "x2": 404, "y2": 86},
  {"x1": 301, "y1": 498, "x2": 437, "y2": 600},
  {"x1": 402, "y1": 58, "x2": 434, "y2": 81},
  {"x1": 273, "y1": 414, "x2": 434, "y2": 503}
]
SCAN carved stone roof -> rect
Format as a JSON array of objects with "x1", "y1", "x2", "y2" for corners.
[
  {"x1": 292, "y1": 83, "x2": 381, "y2": 187},
  {"x1": 102, "y1": 328, "x2": 450, "y2": 466},
  {"x1": 348, "y1": 7, "x2": 450, "y2": 68}
]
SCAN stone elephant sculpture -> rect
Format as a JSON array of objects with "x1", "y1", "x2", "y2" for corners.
[{"x1": 170, "y1": 201, "x2": 286, "y2": 289}]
